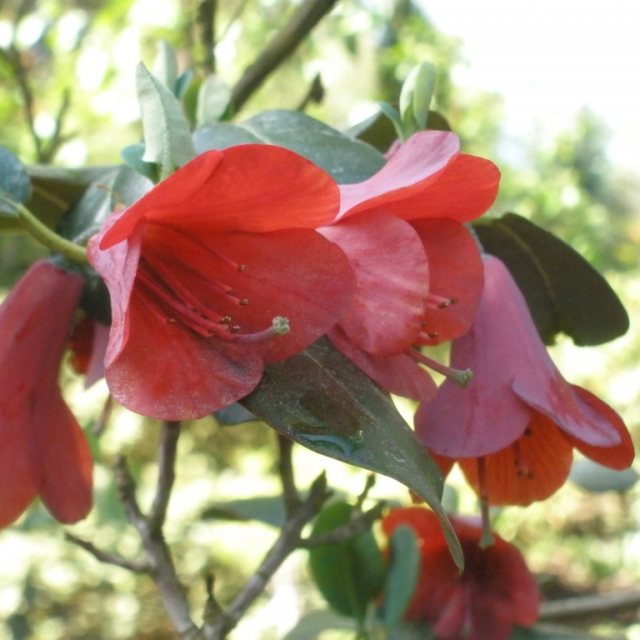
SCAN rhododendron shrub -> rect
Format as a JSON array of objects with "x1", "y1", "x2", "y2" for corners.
[{"x1": 0, "y1": 30, "x2": 635, "y2": 640}]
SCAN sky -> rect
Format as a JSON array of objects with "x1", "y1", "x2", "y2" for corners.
[{"x1": 419, "y1": 0, "x2": 640, "y2": 174}]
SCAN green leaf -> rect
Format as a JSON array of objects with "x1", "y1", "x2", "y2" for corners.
[
  {"x1": 152, "y1": 40, "x2": 178, "y2": 93},
  {"x1": 282, "y1": 610, "x2": 357, "y2": 640},
  {"x1": 474, "y1": 213, "x2": 629, "y2": 345},
  {"x1": 196, "y1": 75, "x2": 232, "y2": 126},
  {"x1": 201, "y1": 496, "x2": 285, "y2": 528},
  {"x1": 0, "y1": 146, "x2": 31, "y2": 216},
  {"x1": 569, "y1": 459, "x2": 639, "y2": 493},
  {"x1": 308, "y1": 501, "x2": 385, "y2": 620},
  {"x1": 377, "y1": 101, "x2": 405, "y2": 141},
  {"x1": 242, "y1": 338, "x2": 463, "y2": 569},
  {"x1": 121, "y1": 143, "x2": 158, "y2": 181},
  {"x1": 136, "y1": 62, "x2": 196, "y2": 179},
  {"x1": 380, "y1": 525, "x2": 420, "y2": 628},
  {"x1": 194, "y1": 109, "x2": 385, "y2": 183},
  {"x1": 400, "y1": 62, "x2": 437, "y2": 135}
]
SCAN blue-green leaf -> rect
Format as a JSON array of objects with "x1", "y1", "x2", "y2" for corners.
[{"x1": 0, "y1": 146, "x2": 31, "y2": 216}]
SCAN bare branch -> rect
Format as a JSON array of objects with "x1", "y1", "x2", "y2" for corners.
[
  {"x1": 540, "y1": 588, "x2": 640, "y2": 621},
  {"x1": 295, "y1": 72, "x2": 324, "y2": 111},
  {"x1": 203, "y1": 473, "x2": 330, "y2": 639},
  {"x1": 229, "y1": 0, "x2": 340, "y2": 113},
  {"x1": 277, "y1": 434, "x2": 301, "y2": 516},
  {"x1": 65, "y1": 532, "x2": 152, "y2": 574},
  {"x1": 148, "y1": 420, "x2": 181, "y2": 533},
  {"x1": 196, "y1": 0, "x2": 218, "y2": 74}
]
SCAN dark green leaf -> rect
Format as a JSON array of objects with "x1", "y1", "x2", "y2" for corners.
[
  {"x1": 348, "y1": 110, "x2": 397, "y2": 152},
  {"x1": 380, "y1": 525, "x2": 420, "y2": 628},
  {"x1": 0, "y1": 146, "x2": 31, "y2": 215},
  {"x1": 136, "y1": 62, "x2": 196, "y2": 177},
  {"x1": 570, "y1": 459, "x2": 639, "y2": 493},
  {"x1": 121, "y1": 143, "x2": 158, "y2": 181},
  {"x1": 242, "y1": 337, "x2": 462, "y2": 569},
  {"x1": 308, "y1": 501, "x2": 385, "y2": 620},
  {"x1": 474, "y1": 213, "x2": 629, "y2": 345},
  {"x1": 214, "y1": 403, "x2": 258, "y2": 426},
  {"x1": 194, "y1": 109, "x2": 385, "y2": 183}
]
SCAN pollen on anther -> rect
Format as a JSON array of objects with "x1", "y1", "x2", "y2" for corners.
[
  {"x1": 230, "y1": 325, "x2": 241, "y2": 333},
  {"x1": 220, "y1": 316, "x2": 232, "y2": 325},
  {"x1": 237, "y1": 264, "x2": 247, "y2": 272},
  {"x1": 239, "y1": 298, "x2": 249, "y2": 306},
  {"x1": 427, "y1": 332, "x2": 439, "y2": 339}
]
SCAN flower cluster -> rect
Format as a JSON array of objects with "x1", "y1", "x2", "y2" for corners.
[{"x1": 0, "y1": 130, "x2": 634, "y2": 636}]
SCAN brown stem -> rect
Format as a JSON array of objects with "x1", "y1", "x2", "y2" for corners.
[
  {"x1": 196, "y1": 0, "x2": 217, "y2": 74},
  {"x1": 540, "y1": 588, "x2": 640, "y2": 620},
  {"x1": 148, "y1": 421, "x2": 181, "y2": 533},
  {"x1": 203, "y1": 473, "x2": 330, "y2": 639},
  {"x1": 65, "y1": 533, "x2": 152, "y2": 574},
  {"x1": 229, "y1": 0, "x2": 340, "y2": 113},
  {"x1": 277, "y1": 434, "x2": 301, "y2": 516}
]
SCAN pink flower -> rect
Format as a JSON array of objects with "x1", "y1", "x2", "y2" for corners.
[
  {"x1": 0, "y1": 260, "x2": 93, "y2": 527},
  {"x1": 320, "y1": 131, "x2": 499, "y2": 400},
  {"x1": 382, "y1": 507, "x2": 540, "y2": 640},
  {"x1": 89, "y1": 145, "x2": 355, "y2": 419},
  {"x1": 416, "y1": 255, "x2": 635, "y2": 505}
]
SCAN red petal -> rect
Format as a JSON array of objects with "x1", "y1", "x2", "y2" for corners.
[
  {"x1": 339, "y1": 131, "x2": 460, "y2": 218},
  {"x1": 106, "y1": 290, "x2": 264, "y2": 420},
  {"x1": 102, "y1": 145, "x2": 339, "y2": 248},
  {"x1": 321, "y1": 212, "x2": 428, "y2": 355},
  {"x1": 459, "y1": 414, "x2": 574, "y2": 506},
  {"x1": 565, "y1": 386, "x2": 635, "y2": 469},
  {"x1": 330, "y1": 327, "x2": 437, "y2": 401},
  {"x1": 412, "y1": 219, "x2": 484, "y2": 345},
  {"x1": 35, "y1": 390, "x2": 93, "y2": 523}
]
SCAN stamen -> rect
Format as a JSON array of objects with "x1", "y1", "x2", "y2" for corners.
[
  {"x1": 513, "y1": 439, "x2": 533, "y2": 478},
  {"x1": 231, "y1": 316, "x2": 291, "y2": 343},
  {"x1": 427, "y1": 293, "x2": 457, "y2": 310},
  {"x1": 417, "y1": 330, "x2": 440, "y2": 341},
  {"x1": 407, "y1": 348, "x2": 473, "y2": 387},
  {"x1": 477, "y1": 457, "x2": 495, "y2": 548}
]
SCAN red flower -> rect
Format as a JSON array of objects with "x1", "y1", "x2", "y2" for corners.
[
  {"x1": 416, "y1": 255, "x2": 635, "y2": 505},
  {"x1": 88, "y1": 145, "x2": 355, "y2": 419},
  {"x1": 69, "y1": 316, "x2": 109, "y2": 387},
  {"x1": 382, "y1": 507, "x2": 540, "y2": 640},
  {"x1": 0, "y1": 260, "x2": 93, "y2": 527},
  {"x1": 320, "y1": 131, "x2": 499, "y2": 399}
]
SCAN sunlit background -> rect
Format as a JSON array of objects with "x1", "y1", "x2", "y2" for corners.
[{"x1": 0, "y1": 1, "x2": 638, "y2": 638}]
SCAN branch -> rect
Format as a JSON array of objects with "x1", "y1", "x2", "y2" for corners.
[
  {"x1": 196, "y1": 0, "x2": 218, "y2": 74},
  {"x1": 277, "y1": 434, "x2": 301, "y2": 516},
  {"x1": 540, "y1": 588, "x2": 640, "y2": 620},
  {"x1": 148, "y1": 421, "x2": 181, "y2": 533},
  {"x1": 203, "y1": 473, "x2": 330, "y2": 639},
  {"x1": 65, "y1": 532, "x2": 152, "y2": 574},
  {"x1": 229, "y1": 0, "x2": 340, "y2": 113}
]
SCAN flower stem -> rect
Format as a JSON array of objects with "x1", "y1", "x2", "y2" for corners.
[{"x1": 6, "y1": 198, "x2": 88, "y2": 264}]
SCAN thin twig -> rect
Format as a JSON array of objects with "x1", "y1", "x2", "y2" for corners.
[
  {"x1": 148, "y1": 421, "x2": 181, "y2": 533},
  {"x1": 203, "y1": 473, "x2": 330, "y2": 639},
  {"x1": 300, "y1": 502, "x2": 386, "y2": 548},
  {"x1": 115, "y1": 452, "x2": 200, "y2": 640},
  {"x1": 540, "y1": 588, "x2": 640, "y2": 620},
  {"x1": 65, "y1": 533, "x2": 152, "y2": 573},
  {"x1": 196, "y1": 0, "x2": 217, "y2": 74},
  {"x1": 229, "y1": 0, "x2": 340, "y2": 113},
  {"x1": 295, "y1": 72, "x2": 324, "y2": 111},
  {"x1": 277, "y1": 434, "x2": 301, "y2": 516}
]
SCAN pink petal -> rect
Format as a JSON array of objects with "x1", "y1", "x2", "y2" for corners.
[
  {"x1": 338, "y1": 131, "x2": 460, "y2": 218},
  {"x1": 321, "y1": 212, "x2": 428, "y2": 355}
]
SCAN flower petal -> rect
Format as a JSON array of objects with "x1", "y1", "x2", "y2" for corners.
[
  {"x1": 320, "y1": 212, "x2": 428, "y2": 355},
  {"x1": 106, "y1": 290, "x2": 264, "y2": 420},
  {"x1": 412, "y1": 219, "x2": 484, "y2": 345},
  {"x1": 101, "y1": 145, "x2": 340, "y2": 248},
  {"x1": 35, "y1": 389, "x2": 93, "y2": 523},
  {"x1": 329, "y1": 326, "x2": 437, "y2": 401},
  {"x1": 564, "y1": 386, "x2": 635, "y2": 469},
  {"x1": 338, "y1": 131, "x2": 460, "y2": 218},
  {"x1": 458, "y1": 413, "x2": 574, "y2": 506}
]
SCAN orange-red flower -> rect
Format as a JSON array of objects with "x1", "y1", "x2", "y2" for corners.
[
  {"x1": 382, "y1": 507, "x2": 540, "y2": 640},
  {"x1": 0, "y1": 260, "x2": 93, "y2": 527},
  {"x1": 88, "y1": 145, "x2": 356, "y2": 419},
  {"x1": 320, "y1": 131, "x2": 498, "y2": 400},
  {"x1": 417, "y1": 255, "x2": 635, "y2": 505}
]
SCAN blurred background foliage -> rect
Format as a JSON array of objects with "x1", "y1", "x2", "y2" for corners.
[{"x1": 0, "y1": 0, "x2": 638, "y2": 638}]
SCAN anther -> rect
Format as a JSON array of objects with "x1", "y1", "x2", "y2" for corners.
[
  {"x1": 230, "y1": 325, "x2": 241, "y2": 334},
  {"x1": 237, "y1": 264, "x2": 247, "y2": 272},
  {"x1": 220, "y1": 316, "x2": 232, "y2": 325},
  {"x1": 239, "y1": 298, "x2": 249, "y2": 306}
]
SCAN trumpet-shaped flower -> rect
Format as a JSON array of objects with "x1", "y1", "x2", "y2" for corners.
[
  {"x1": 320, "y1": 131, "x2": 498, "y2": 399},
  {"x1": 416, "y1": 255, "x2": 635, "y2": 505},
  {"x1": 0, "y1": 260, "x2": 93, "y2": 527},
  {"x1": 89, "y1": 145, "x2": 356, "y2": 420},
  {"x1": 382, "y1": 507, "x2": 539, "y2": 640}
]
